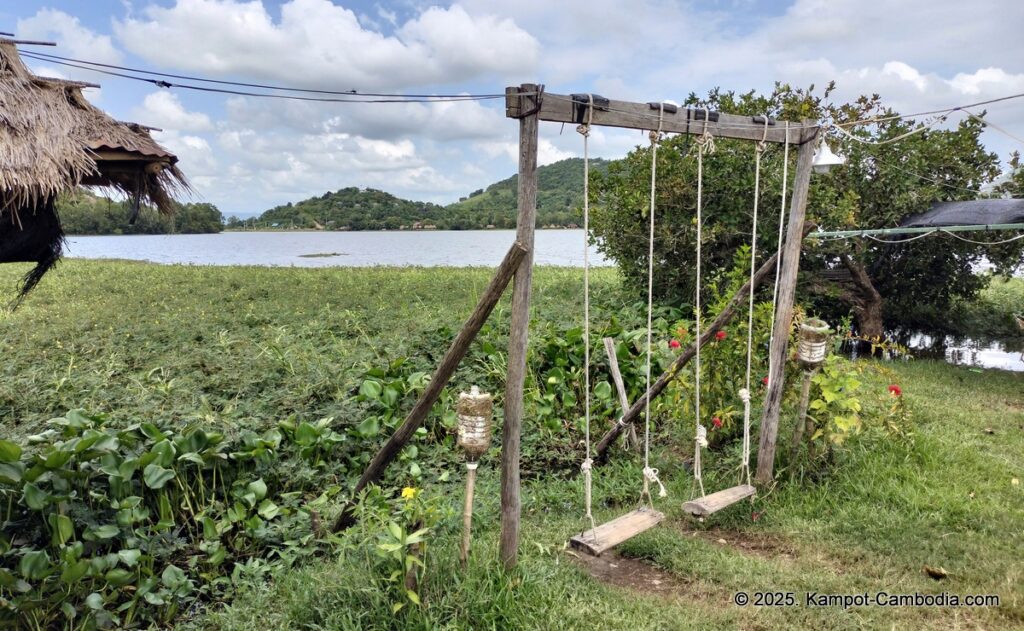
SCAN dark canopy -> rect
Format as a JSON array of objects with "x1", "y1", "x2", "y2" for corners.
[{"x1": 901, "y1": 199, "x2": 1024, "y2": 227}]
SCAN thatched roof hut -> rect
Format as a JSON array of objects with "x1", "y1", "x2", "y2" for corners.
[{"x1": 0, "y1": 38, "x2": 187, "y2": 304}]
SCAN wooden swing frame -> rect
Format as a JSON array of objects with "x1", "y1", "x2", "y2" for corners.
[{"x1": 336, "y1": 84, "x2": 819, "y2": 569}]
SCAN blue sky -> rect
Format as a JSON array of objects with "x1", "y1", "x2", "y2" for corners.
[{"x1": 4, "y1": 0, "x2": 1023, "y2": 216}]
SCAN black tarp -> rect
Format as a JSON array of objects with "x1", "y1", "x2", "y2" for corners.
[{"x1": 901, "y1": 199, "x2": 1024, "y2": 227}]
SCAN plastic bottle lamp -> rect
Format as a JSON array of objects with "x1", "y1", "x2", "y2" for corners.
[
  {"x1": 456, "y1": 386, "x2": 493, "y2": 566},
  {"x1": 798, "y1": 318, "x2": 831, "y2": 369}
]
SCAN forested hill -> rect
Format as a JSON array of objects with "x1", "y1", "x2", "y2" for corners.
[
  {"x1": 238, "y1": 187, "x2": 447, "y2": 231},
  {"x1": 57, "y1": 190, "x2": 223, "y2": 235},
  {"x1": 232, "y1": 157, "x2": 608, "y2": 231},
  {"x1": 443, "y1": 157, "x2": 609, "y2": 228}
]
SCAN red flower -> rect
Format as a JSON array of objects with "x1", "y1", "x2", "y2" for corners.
[
  {"x1": 669, "y1": 339, "x2": 681, "y2": 349},
  {"x1": 762, "y1": 376, "x2": 769, "y2": 386},
  {"x1": 711, "y1": 417, "x2": 723, "y2": 429},
  {"x1": 715, "y1": 330, "x2": 727, "y2": 341},
  {"x1": 888, "y1": 384, "x2": 902, "y2": 397}
]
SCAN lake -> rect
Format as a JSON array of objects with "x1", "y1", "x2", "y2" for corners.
[{"x1": 64, "y1": 230, "x2": 612, "y2": 267}]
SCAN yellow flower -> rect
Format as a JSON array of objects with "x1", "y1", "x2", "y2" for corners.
[{"x1": 401, "y1": 487, "x2": 419, "y2": 500}]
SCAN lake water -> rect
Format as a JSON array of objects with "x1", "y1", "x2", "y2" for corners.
[{"x1": 64, "y1": 230, "x2": 611, "y2": 267}]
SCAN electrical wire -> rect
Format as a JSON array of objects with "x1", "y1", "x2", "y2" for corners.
[
  {"x1": 19, "y1": 51, "x2": 509, "y2": 103},
  {"x1": 833, "y1": 91, "x2": 1024, "y2": 128},
  {"x1": 22, "y1": 49, "x2": 509, "y2": 99}
]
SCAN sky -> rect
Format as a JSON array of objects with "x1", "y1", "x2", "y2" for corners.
[{"x1": 3, "y1": 0, "x2": 1023, "y2": 216}]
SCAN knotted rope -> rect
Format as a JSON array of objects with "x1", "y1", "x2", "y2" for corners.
[
  {"x1": 577, "y1": 95, "x2": 597, "y2": 535},
  {"x1": 691, "y1": 118, "x2": 714, "y2": 499},
  {"x1": 738, "y1": 118, "x2": 769, "y2": 487},
  {"x1": 641, "y1": 104, "x2": 665, "y2": 508}
]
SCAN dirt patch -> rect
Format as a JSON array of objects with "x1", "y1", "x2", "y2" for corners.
[
  {"x1": 677, "y1": 522, "x2": 847, "y2": 575},
  {"x1": 567, "y1": 549, "x2": 711, "y2": 601}
]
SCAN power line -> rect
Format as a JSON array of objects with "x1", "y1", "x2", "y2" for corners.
[
  {"x1": 22, "y1": 50, "x2": 509, "y2": 99},
  {"x1": 19, "y1": 50, "x2": 508, "y2": 104},
  {"x1": 834, "y1": 91, "x2": 1024, "y2": 128}
]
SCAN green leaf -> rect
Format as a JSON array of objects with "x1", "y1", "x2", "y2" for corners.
[
  {"x1": 143, "y1": 464, "x2": 175, "y2": 489},
  {"x1": 88, "y1": 524, "x2": 120, "y2": 540},
  {"x1": 85, "y1": 592, "x2": 105, "y2": 611},
  {"x1": 0, "y1": 440, "x2": 22, "y2": 463},
  {"x1": 356, "y1": 416, "x2": 380, "y2": 438},
  {"x1": 382, "y1": 387, "x2": 399, "y2": 407},
  {"x1": 118, "y1": 549, "x2": 142, "y2": 567},
  {"x1": 387, "y1": 522, "x2": 403, "y2": 541},
  {"x1": 0, "y1": 461, "x2": 24, "y2": 484},
  {"x1": 105, "y1": 568, "x2": 134, "y2": 587},
  {"x1": 247, "y1": 478, "x2": 268, "y2": 501},
  {"x1": 257, "y1": 499, "x2": 280, "y2": 520},
  {"x1": 408, "y1": 462, "x2": 421, "y2": 477},
  {"x1": 359, "y1": 380, "x2": 383, "y2": 399},
  {"x1": 49, "y1": 513, "x2": 74, "y2": 546},
  {"x1": 19, "y1": 550, "x2": 51, "y2": 580},
  {"x1": 593, "y1": 381, "x2": 612, "y2": 400},
  {"x1": 294, "y1": 422, "x2": 319, "y2": 445},
  {"x1": 24, "y1": 482, "x2": 50, "y2": 510},
  {"x1": 60, "y1": 560, "x2": 90, "y2": 584},
  {"x1": 161, "y1": 564, "x2": 186, "y2": 590},
  {"x1": 407, "y1": 589, "x2": 421, "y2": 605}
]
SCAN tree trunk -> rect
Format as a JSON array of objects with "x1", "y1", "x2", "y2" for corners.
[{"x1": 839, "y1": 254, "x2": 884, "y2": 339}]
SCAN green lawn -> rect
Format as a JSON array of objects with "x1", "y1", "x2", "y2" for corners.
[{"x1": 2, "y1": 261, "x2": 1022, "y2": 630}]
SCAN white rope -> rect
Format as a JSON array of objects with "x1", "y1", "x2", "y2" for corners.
[
  {"x1": 693, "y1": 423, "x2": 707, "y2": 497},
  {"x1": 692, "y1": 122, "x2": 714, "y2": 499},
  {"x1": 768, "y1": 122, "x2": 790, "y2": 395},
  {"x1": 739, "y1": 120, "x2": 767, "y2": 486},
  {"x1": 577, "y1": 95, "x2": 597, "y2": 534},
  {"x1": 940, "y1": 229, "x2": 1024, "y2": 245},
  {"x1": 641, "y1": 104, "x2": 664, "y2": 507}
]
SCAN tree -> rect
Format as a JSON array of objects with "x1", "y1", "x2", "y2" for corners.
[{"x1": 591, "y1": 84, "x2": 1024, "y2": 338}]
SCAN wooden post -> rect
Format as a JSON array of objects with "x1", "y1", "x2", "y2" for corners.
[
  {"x1": 755, "y1": 125, "x2": 819, "y2": 484},
  {"x1": 332, "y1": 241, "x2": 527, "y2": 531},
  {"x1": 500, "y1": 84, "x2": 540, "y2": 569}
]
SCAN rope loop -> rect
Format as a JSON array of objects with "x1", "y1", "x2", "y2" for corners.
[
  {"x1": 695, "y1": 424, "x2": 709, "y2": 449},
  {"x1": 643, "y1": 466, "x2": 668, "y2": 498},
  {"x1": 738, "y1": 388, "x2": 751, "y2": 403},
  {"x1": 697, "y1": 130, "x2": 716, "y2": 154}
]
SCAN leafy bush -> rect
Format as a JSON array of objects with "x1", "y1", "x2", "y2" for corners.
[{"x1": 0, "y1": 410, "x2": 341, "y2": 629}]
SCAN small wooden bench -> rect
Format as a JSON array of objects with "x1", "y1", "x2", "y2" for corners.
[
  {"x1": 682, "y1": 484, "x2": 756, "y2": 517},
  {"x1": 569, "y1": 508, "x2": 665, "y2": 556}
]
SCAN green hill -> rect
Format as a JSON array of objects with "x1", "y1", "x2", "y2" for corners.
[
  {"x1": 234, "y1": 157, "x2": 607, "y2": 231},
  {"x1": 58, "y1": 189, "x2": 223, "y2": 235},
  {"x1": 444, "y1": 157, "x2": 608, "y2": 228}
]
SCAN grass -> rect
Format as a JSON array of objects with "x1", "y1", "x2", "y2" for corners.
[{"x1": 2, "y1": 260, "x2": 1022, "y2": 629}]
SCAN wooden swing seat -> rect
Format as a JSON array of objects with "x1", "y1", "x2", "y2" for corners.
[
  {"x1": 682, "y1": 484, "x2": 756, "y2": 517},
  {"x1": 569, "y1": 507, "x2": 665, "y2": 556}
]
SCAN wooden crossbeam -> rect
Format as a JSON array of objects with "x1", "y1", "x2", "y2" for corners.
[
  {"x1": 569, "y1": 508, "x2": 665, "y2": 556},
  {"x1": 507, "y1": 88, "x2": 816, "y2": 144},
  {"x1": 682, "y1": 485, "x2": 756, "y2": 517}
]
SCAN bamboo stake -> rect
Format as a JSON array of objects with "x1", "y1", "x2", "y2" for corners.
[{"x1": 459, "y1": 462, "x2": 478, "y2": 567}]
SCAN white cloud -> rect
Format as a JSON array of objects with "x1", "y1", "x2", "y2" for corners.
[
  {"x1": 113, "y1": 0, "x2": 538, "y2": 91},
  {"x1": 16, "y1": 9, "x2": 122, "y2": 64},
  {"x1": 135, "y1": 92, "x2": 214, "y2": 133}
]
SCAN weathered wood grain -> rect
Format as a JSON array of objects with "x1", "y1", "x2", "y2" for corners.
[{"x1": 569, "y1": 508, "x2": 665, "y2": 556}]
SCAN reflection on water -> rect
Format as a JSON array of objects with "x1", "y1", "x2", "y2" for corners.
[
  {"x1": 905, "y1": 333, "x2": 1024, "y2": 372},
  {"x1": 64, "y1": 230, "x2": 611, "y2": 268},
  {"x1": 848, "y1": 333, "x2": 1024, "y2": 373}
]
